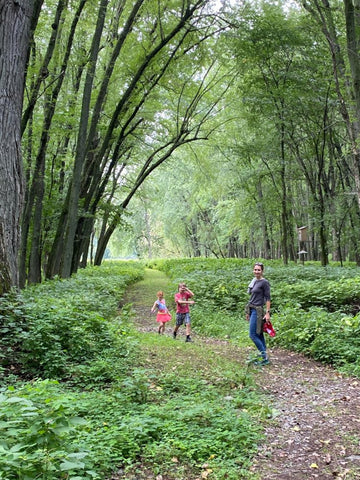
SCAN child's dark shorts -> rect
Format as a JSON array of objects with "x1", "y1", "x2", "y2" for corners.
[{"x1": 176, "y1": 312, "x2": 191, "y2": 326}]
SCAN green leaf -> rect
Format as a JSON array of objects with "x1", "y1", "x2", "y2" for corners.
[{"x1": 60, "y1": 460, "x2": 86, "y2": 471}]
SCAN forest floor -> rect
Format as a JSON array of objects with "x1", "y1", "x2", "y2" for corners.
[{"x1": 123, "y1": 269, "x2": 360, "y2": 480}]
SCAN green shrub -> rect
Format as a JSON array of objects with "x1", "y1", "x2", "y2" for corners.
[
  {"x1": 149, "y1": 258, "x2": 360, "y2": 376},
  {"x1": 272, "y1": 306, "x2": 360, "y2": 375},
  {"x1": 1, "y1": 262, "x2": 144, "y2": 382},
  {"x1": 274, "y1": 276, "x2": 360, "y2": 312},
  {"x1": 0, "y1": 290, "x2": 29, "y2": 376},
  {"x1": 3, "y1": 258, "x2": 360, "y2": 480},
  {"x1": 0, "y1": 380, "x2": 96, "y2": 480}
]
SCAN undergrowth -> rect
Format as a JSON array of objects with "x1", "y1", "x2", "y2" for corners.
[
  {"x1": 148, "y1": 258, "x2": 360, "y2": 377},
  {"x1": 2, "y1": 257, "x2": 359, "y2": 479},
  {"x1": 0, "y1": 260, "x2": 265, "y2": 480}
]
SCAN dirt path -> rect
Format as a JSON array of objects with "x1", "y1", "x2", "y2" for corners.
[
  {"x1": 125, "y1": 269, "x2": 360, "y2": 480},
  {"x1": 250, "y1": 350, "x2": 360, "y2": 480}
]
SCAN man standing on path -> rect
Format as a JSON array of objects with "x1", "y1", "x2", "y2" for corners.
[{"x1": 173, "y1": 283, "x2": 195, "y2": 342}]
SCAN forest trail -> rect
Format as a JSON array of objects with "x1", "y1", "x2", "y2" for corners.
[{"x1": 124, "y1": 269, "x2": 360, "y2": 480}]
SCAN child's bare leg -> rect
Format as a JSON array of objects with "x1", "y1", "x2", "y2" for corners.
[{"x1": 173, "y1": 324, "x2": 179, "y2": 338}]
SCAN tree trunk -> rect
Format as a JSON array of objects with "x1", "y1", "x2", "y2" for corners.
[
  {"x1": 94, "y1": 217, "x2": 119, "y2": 265},
  {"x1": 0, "y1": 0, "x2": 33, "y2": 293},
  {"x1": 303, "y1": 0, "x2": 360, "y2": 210},
  {"x1": 343, "y1": 0, "x2": 360, "y2": 211},
  {"x1": 256, "y1": 180, "x2": 271, "y2": 259},
  {"x1": 21, "y1": 0, "x2": 67, "y2": 135},
  {"x1": 60, "y1": 0, "x2": 109, "y2": 278},
  {"x1": 21, "y1": 0, "x2": 86, "y2": 284},
  {"x1": 279, "y1": 132, "x2": 290, "y2": 265}
]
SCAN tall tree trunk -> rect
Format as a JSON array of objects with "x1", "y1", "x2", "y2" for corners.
[
  {"x1": 303, "y1": 0, "x2": 360, "y2": 210},
  {"x1": 21, "y1": 0, "x2": 86, "y2": 284},
  {"x1": 0, "y1": 0, "x2": 33, "y2": 293},
  {"x1": 256, "y1": 180, "x2": 271, "y2": 259},
  {"x1": 343, "y1": 0, "x2": 360, "y2": 210},
  {"x1": 317, "y1": 194, "x2": 329, "y2": 266},
  {"x1": 94, "y1": 216, "x2": 119, "y2": 265},
  {"x1": 21, "y1": 0, "x2": 67, "y2": 135},
  {"x1": 279, "y1": 128, "x2": 290, "y2": 265},
  {"x1": 28, "y1": 169, "x2": 44, "y2": 283},
  {"x1": 60, "y1": 0, "x2": 108, "y2": 278}
]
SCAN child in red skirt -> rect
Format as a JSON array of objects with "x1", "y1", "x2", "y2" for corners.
[{"x1": 151, "y1": 291, "x2": 172, "y2": 334}]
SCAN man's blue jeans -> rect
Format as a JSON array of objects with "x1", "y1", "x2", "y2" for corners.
[{"x1": 249, "y1": 308, "x2": 267, "y2": 359}]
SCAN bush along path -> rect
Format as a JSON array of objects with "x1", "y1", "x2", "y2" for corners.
[{"x1": 124, "y1": 268, "x2": 360, "y2": 480}]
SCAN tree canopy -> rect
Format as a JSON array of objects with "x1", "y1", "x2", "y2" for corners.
[{"x1": 2, "y1": 0, "x2": 360, "y2": 292}]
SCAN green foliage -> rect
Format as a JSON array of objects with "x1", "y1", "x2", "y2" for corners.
[
  {"x1": 1, "y1": 261, "x2": 144, "y2": 381},
  {"x1": 0, "y1": 380, "x2": 96, "y2": 480},
  {"x1": 139, "y1": 392, "x2": 261, "y2": 477},
  {"x1": 274, "y1": 276, "x2": 360, "y2": 312},
  {"x1": 71, "y1": 372, "x2": 263, "y2": 480},
  {"x1": 0, "y1": 289, "x2": 29, "y2": 377},
  {"x1": 274, "y1": 306, "x2": 360, "y2": 375},
  {"x1": 149, "y1": 258, "x2": 360, "y2": 375},
  {"x1": 3, "y1": 258, "x2": 360, "y2": 479},
  {"x1": 0, "y1": 260, "x2": 266, "y2": 479}
]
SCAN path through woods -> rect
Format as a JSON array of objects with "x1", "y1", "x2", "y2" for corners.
[{"x1": 124, "y1": 269, "x2": 360, "y2": 480}]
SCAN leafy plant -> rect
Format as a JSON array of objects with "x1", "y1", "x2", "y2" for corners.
[
  {"x1": 2, "y1": 258, "x2": 360, "y2": 479},
  {"x1": 1, "y1": 262, "x2": 144, "y2": 381},
  {"x1": 0, "y1": 380, "x2": 96, "y2": 480}
]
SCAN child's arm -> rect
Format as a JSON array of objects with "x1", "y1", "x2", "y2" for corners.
[
  {"x1": 177, "y1": 298, "x2": 195, "y2": 305},
  {"x1": 151, "y1": 300, "x2": 158, "y2": 313},
  {"x1": 184, "y1": 287, "x2": 194, "y2": 297}
]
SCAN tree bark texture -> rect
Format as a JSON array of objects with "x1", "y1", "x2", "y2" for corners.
[{"x1": 0, "y1": 0, "x2": 33, "y2": 293}]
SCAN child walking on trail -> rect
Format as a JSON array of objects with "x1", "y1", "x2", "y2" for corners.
[
  {"x1": 173, "y1": 283, "x2": 195, "y2": 342},
  {"x1": 151, "y1": 291, "x2": 172, "y2": 334}
]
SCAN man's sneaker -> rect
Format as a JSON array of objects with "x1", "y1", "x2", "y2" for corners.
[
  {"x1": 173, "y1": 332, "x2": 177, "y2": 339},
  {"x1": 185, "y1": 336, "x2": 193, "y2": 342}
]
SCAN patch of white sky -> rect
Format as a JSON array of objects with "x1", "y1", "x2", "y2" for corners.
[{"x1": 210, "y1": 0, "x2": 300, "y2": 14}]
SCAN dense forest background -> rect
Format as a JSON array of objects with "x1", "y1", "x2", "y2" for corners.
[{"x1": 2, "y1": 0, "x2": 360, "y2": 294}]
